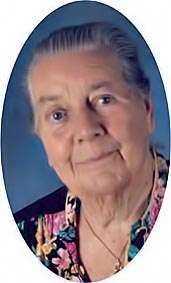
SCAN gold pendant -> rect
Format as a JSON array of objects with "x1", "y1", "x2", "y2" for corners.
[{"x1": 113, "y1": 260, "x2": 123, "y2": 274}]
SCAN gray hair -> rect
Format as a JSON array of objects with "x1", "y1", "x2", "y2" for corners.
[
  {"x1": 28, "y1": 22, "x2": 150, "y2": 93},
  {"x1": 27, "y1": 22, "x2": 150, "y2": 129}
]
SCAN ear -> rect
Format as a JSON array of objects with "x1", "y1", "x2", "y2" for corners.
[{"x1": 143, "y1": 95, "x2": 155, "y2": 133}]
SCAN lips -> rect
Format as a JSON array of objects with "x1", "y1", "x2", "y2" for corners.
[{"x1": 76, "y1": 150, "x2": 116, "y2": 165}]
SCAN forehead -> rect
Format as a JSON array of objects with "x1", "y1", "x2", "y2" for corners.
[
  {"x1": 29, "y1": 51, "x2": 124, "y2": 87},
  {"x1": 29, "y1": 50, "x2": 136, "y2": 110}
]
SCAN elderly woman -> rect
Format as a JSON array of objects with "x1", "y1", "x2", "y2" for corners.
[{"x1": 15, "y1": 22, "x2": 169, "y2": 282}]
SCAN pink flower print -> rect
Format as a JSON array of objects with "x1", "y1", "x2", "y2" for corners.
[
  {"x1": 150, "y1": 180, "x2": 165, "y2": 228},
  {"x1": 44, "y1": 214, "x2": 53, "y2": 238},
  {"x1": 45, "y1": 212, "x2": 65, "y2": 236},
  {"x1": 52, "y1": 248, "x2": 71, "y2": 270},
  {"x1": 64, "y1": 242, "x2": 77, "y2": 262},
  {"x1": 53, "y1": 212, "x2": 65, "y2": 234},
  {"x1": 150, "y1": 199, "x2": 161, "y2": 228}
]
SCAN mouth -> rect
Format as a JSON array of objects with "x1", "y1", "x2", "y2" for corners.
[{"x1": 76, "y1": 150, "x2": 117, "y2": 166}]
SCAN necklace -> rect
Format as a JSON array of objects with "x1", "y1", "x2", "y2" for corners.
[{"x1": 82, "y1": 212, "x2": 129, "y2": 274}]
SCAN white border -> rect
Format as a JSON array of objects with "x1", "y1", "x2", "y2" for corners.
[{"x1": 0, "y1": 1, "x2": 170, "y2": 282}]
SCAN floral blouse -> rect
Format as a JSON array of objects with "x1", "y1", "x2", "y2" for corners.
[{"x1": 16, "y1": 154, "x2": 169, "y2": 282}]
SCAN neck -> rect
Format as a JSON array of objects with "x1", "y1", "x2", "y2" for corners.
[{"x1": 80, "y1": 151, "x2": 155, "y2": 232}]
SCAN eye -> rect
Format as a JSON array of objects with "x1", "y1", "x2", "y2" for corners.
[
  {"x1": 95, "y1": 95, "x2": 116, "y2": 106},
  {"x1": 50, "y1": 110, "x2": 67, "y2": 123},
  {"x1": 99, "y1": 95, "x2": 112, "y2": 104}
]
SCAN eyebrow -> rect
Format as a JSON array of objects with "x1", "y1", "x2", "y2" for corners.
[
  {"x1": 37, "y1": 94, "x2": 63, "y2": 105},
  {"x1": 88, "y1": 81, "x2": 113, "y2": 92}
]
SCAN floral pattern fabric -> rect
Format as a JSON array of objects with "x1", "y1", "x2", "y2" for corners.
[{"x1": 17, "y1": 154, "x2": 169, "y2": 282}]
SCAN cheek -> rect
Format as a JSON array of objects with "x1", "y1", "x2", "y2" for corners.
[
  {"x1": 107, "y1": 107, "x2": 149, "y2": 146},
  {"x1": 40, "y1": 131, "x2": 72, "y2": 170},
  {"x1": 106, "y1": 108, "x2": 150, "y2": 173}
]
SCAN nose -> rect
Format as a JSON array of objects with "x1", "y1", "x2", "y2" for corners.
[{"x1": 74, "y1": 108, "x2": 106, "y2": 144}]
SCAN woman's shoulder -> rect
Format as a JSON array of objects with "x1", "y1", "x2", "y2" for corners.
[
  {"x1": 14, "y1": 186, "x2": 68, "y2": 254},
  {"x1": 14, "y1": 186, "x2": 68, "y2": 223}
]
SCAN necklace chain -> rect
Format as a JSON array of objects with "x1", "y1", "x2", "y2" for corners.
[{"x1": 82, "y1": 212, "x2": 129, "y2": 274}]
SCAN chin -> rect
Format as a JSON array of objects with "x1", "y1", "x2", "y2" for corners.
[{"x1": 77, "y1": 172, "x2": 130, "y2": 197}]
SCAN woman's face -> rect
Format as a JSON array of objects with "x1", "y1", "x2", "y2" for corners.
[{"x1": 29, "y1": 49, "x2": 154, "y2": 197}]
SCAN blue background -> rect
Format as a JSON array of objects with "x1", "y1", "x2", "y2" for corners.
[{"x1": 1, "y1": 1, "x2": 170, "y2": 213}]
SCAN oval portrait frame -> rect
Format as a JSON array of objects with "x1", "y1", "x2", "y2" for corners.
[{"x1": 2, "y1": 1, "x2": 169, "y2": 283}]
